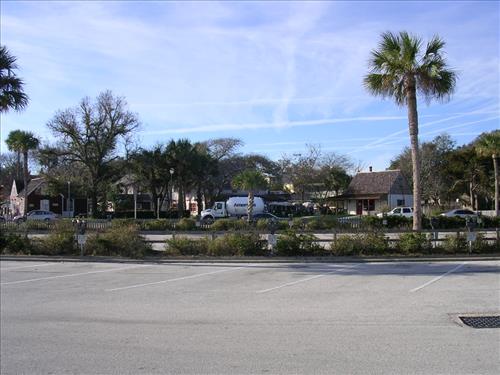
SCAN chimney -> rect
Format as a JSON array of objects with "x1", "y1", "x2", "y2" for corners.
[{"x1": 369, "y1": 166, "x2": 373, "y2": 172}]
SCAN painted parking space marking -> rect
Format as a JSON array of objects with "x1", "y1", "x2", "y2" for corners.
[
  {"x1": 106, "y1": 266, "x2": 245, "y2": 292},
  {"x1": 1, "y1": 265, "x2": 151, "y2": 286},
  {"x1": 1, "y1": 263, "x2": 59, "y2": 271},
  {"x1": 256, "y1": 267, "x2": 357, "y2": 294},
  {"x1": 410, "y1": 262, "x2": 467, "y2": 293}
]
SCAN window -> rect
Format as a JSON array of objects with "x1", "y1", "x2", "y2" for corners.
[
  {"x1": 216, "y1": 203, "x2": 223, "y2": 210},
  {"x1": 363, "y1": 199, "x2": 375, "y2": 211},
  {"x1": 403, "y1": 208, "x2": 411, "y2": 213},
  {"x1": 393, "y1": 208, "x2": 401, "y2": 214},
  {"x1": 397, "y1": 199, "x2": 405, "y2": 206}
]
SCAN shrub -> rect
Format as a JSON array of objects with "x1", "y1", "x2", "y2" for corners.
[
  {"x1": 423, "y1": 216, "x2": 466, "y2": 230},
  {"x1": 331, "y1": 234, "x2": 364, "y2": 256},
  {"x1": 398, "y1": 232, "x2": 432, "y2": 254},
  {"x1": 386, "y1": 216, "x2": 412, "y2": 229},
  {"x1": 0, "y1": 231, "x2": 32, "y2": 255},
  {"x1": 165, "y1": 237, "x2": 209, "y2": 256},
  {"x1": 360, "y1": 216, "x2": 382, "y2": 230},
  {"x1": 471, "y1": 233, "x2": 499, "y2": 254},
  {"x1": 481, "y1": 216, "x2": 500, "y2": 228},
  {"x1": 208, "y1": 232, "x2": 266, "y2": 256},
  {"x1": 85, "y1": 224, "x2": 150, "y2": 258},
  {"x1": 175, "y1": 218, "x2": 197, "y2": 231},
  {"x1": 32, "y1": 222, "x2": 76, "y2": 255},
  {"x1": 304, "y1": 216, "x2": 338, "y2": 230},
  {"x1": 210, "y1": 218, "x2": 249, "y2": 231},
  {"x1": 140, "y1": 219, "x2": 175, "y2": 231},
  {"x1": 255, "y1": 219, "x2": 288, "y2": 231},
  {"x1": 330, "y1": 232, "x2": 388, "y2": 256},
  {"x1": 289, "y1": 217, "x2": 308, "y2": 230},
  {"x1": 440, "y1": 234, "x2": 468, "y2": 254},
  {"x1": 274, "y1": 230, "x2": 325, "y2": 256}
]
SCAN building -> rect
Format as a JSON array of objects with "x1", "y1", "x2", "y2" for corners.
[
  {"x1": 9, "y1": 177, "x2": 86, "y2": 217},
  {"x1": 333, "y1": 169, "x2": 413, "y2": 215}
]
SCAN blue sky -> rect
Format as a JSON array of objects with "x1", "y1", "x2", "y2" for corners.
[{"x1": 1, "y1": 0, "x2": 498, "y2": 171}]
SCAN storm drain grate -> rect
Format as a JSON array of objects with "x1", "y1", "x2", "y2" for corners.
[{"x1": 459, "y1": 316, "x2": 500, "y2": 329}]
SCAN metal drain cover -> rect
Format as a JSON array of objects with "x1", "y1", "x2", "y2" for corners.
[{"x1": 459, "y1": 316, "x2": 500, "y2": 329}]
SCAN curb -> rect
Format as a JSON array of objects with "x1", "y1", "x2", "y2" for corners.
[{"x1": 1, "y1": 254, "x2": 499, "y2": 264}]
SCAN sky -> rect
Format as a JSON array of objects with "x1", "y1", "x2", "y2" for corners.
[{"x1": 0, "y1": 0, "x2": 498, "y2": 172}]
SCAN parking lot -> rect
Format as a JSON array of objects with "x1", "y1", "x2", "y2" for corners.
[{"x1": 1, "y1": 260, "x2": 499, "y2": 374}]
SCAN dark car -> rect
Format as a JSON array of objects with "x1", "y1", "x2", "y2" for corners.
[{"x1": 440, "y1": 209, "x2": 477, "y2": 218}]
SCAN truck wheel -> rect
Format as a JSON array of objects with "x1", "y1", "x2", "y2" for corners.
[{"x1": 203, "y1": 217, "x2": 214, "y2": 225}]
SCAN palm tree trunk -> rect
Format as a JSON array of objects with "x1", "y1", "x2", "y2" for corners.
[
  {"x1": 196, "y1": 186, "x2": 203, "y2": 216},
  {"x1": 16, "y1": 151, "x2": 21, "y2": 180},
  {"x1": 406, "y1": 79, "x2": 422, "y2": 231},
  {"x1": 493, "y1": 154, "x2": 499, "y2": 217},
  {"x1": 23, "y1": 151, "x2": 28, "y2": 216},
  {"x1": 247, "y1": 191, "x2": 254, "y2": 222}
]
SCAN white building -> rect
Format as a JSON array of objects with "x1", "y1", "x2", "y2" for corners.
[{"x1": 334, "y1": 169, "x2": 413, "y2": 215}]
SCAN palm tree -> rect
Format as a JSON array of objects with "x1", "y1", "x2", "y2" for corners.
[
  {"x1": 364, "y1": 31, "x2": 457, "y2": 230},
  {"x1": 11, "y1": 131, "x2": 39, "y2": 216},
  {"x1": 5, "y1": 129, "x2": 23, "y2": 180},
  {"x1": 232, "y1": 170, "x2": 268, "y2": 222},
  {"x1": 476, "y1": 130, "x2": 500, "y2": 216},
  {"x1": 0, "y1": 45, "x2": 29, "y2": 113},
  {"x1": 165, "y1": 139, "x2": 198, "y2": 217}
]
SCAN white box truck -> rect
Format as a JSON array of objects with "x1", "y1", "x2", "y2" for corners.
[{"x1": 200, "y1": 197, "x2": 265, "y2": 223}]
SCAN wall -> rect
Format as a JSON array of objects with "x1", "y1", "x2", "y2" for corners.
[{"x1": 388, "y1": 194, "x2": 413, "y2": 209}]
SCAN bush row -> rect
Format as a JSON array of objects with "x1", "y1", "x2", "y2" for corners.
[
  {"x1": 165, "y1": 230, "x2": 498, "y2": 257},
  {"x1": 2, "y1": 227, "x2": 498, "y2": 259},
  {"x1": 0, "y1": 222, "x2": 150, "y2": 258},
  {"x1": 166, "y1": 232, "x2": 267, "y2": 256}
]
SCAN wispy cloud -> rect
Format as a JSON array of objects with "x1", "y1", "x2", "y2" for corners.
[{"x1": 141, "y1": 115, "x2": 406, "y2": 135}]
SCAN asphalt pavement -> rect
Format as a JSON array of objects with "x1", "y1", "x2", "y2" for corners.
[{"x1": 1, "y1": 260, "x2": 499, "y2": 374}]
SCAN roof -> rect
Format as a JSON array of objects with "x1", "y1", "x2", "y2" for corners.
[
  {"x1": 341, "y1": 170, "x2": 412, "y2": 197},
  {"x1": 17, "y1": 177, "x2": 45, "y2": 197}
]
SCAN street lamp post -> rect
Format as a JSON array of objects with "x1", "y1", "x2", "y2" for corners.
[
  {"x1": 67, "y1": 181, "x2": 71, "y2": 216},
  {"x1": 169, "y1": 168, "x2": 174, "y2": 210}
]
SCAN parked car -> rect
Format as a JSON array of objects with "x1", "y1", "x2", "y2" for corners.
[
  {"x1": 13, "y1": 210, "x2": 59, "y2": 223},
  {"x1": 376, "y1": 207, "x2": 413, "y2": 218},
  {"x1": 440, "y1": 209, "x2": 477, "y2": 218}
]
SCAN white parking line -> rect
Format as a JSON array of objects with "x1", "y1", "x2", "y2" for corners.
[
  {"x1": 106, "y1": 266, "x2": 244, "y2": 292},
  {"x1": 256, "y1": 267, "x2": 355, "y2": 294},
  {"x1": 410, "y1": 262, "x2": 467, "y2": 293},
  {"x1": 1, "y1": 265, "x2": 151, "y2": 286},
  {"x1": 1, "y1": 263, "x2": 58, "y2": 271}
]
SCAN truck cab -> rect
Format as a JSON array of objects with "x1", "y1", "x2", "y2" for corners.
[{"x1": 200, "y1": 202, "x2": 227, "y2": 223}]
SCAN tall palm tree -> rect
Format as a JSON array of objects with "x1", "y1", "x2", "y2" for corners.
[
  {"x1": 232, "y1": 170, "x2": 268, "y2": 222},
  {"x1": 476, "y1": 130, "x2": 500, "y2": 216},
  {"x1": 5, "y1": 129, "x2": 23, "y2": 180},
  {"x1": 0, "y1": 45, "x2": 29, "y2": 113},
  {"x1": 14, "y1": 131, "x2": 39, "y2": 215},
  {"x1": 364, "y1": 31, "x2": 457, "y2": 230},
  {"x1": 165, "y1": 139, "x2": 198, "y2": 217}
]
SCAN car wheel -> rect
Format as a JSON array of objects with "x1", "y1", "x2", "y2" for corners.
[
  {"x1": 203, "y1": 217, "x2": 214, "y2": 225},
  {"x1": 44, "y1": 218, "x2": 51, "y2": 222}
]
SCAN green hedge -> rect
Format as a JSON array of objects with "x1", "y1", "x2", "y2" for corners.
[
  {"x1": 166, "y1": 232, "x2": 266, "y2": 256},
  {"x1": 331, "y1": 232, "x2": 389, "y2": 256},
  {"x1": 85, "y1": 224, "x2": 151, "y2": 258},
  {"x1": 274, "y1": 230, "x2": 325, "y2": 256}
]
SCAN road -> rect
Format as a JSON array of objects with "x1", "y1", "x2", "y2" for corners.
[{"x1": 1, "y1": 260, "x2": 499, "y2": 374}]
